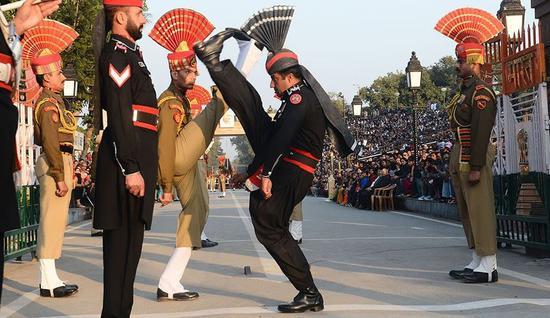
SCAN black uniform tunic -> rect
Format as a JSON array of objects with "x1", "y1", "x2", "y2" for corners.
[
  {"x1": 207, "y1": 60, "x2": 326, "y2": 291},
  {"x1": 94, "y1": 34, "x2": 158, "y2": 231},
  {"x1": 93, "y1": 34, "x2": 158, "y2": 318},
  {"x1": 0, "y1": 30, "x2": 19, "y2": 302}
]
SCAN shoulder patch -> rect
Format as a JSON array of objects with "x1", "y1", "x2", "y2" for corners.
[
  {"x1": 475, "y1": 85, "x2": 486, "y2": 91},
  {"x1": 114, "y1": 42, "x2": 128, "y2": 53},
  {"x1": 289, "y1": 93, "x2": 302, "y2": 105},
  {"x1": 109, "y1": 64, "x2": 131, "y2": 88},
  {"x1": 476, "y1": 100, "x2": 488, "y2": 110},
  {"x1": 474, "y1": 95, "x2": 491, "y2": 102},
  {"x1": 173, "y1": 113, "x2": 182, "y2": 124}
]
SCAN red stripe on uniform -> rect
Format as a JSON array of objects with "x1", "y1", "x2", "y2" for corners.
[
  {"x1": 290, "y1": 147, "x2": 320, "y2": 161},
  {"x1": 283, "y1": 157, "x2": 316, "y2": 174},
  {"x1": 132, "y1": 104, "x2": 159, "y2": 115},
  {"x1": 133, "y1": 121, "x2": 157, "y2": 132}
]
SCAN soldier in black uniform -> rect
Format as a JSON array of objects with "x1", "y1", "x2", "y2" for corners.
[
  {"x1": 93, "y1": 1, "x2": 157, "y2": 316},
  {"x1": 194, "y1": 30, "x2": 359, "y2": 313},
  {"x1": 0, "y1": 0, "x2": 61, "y2": 304}
]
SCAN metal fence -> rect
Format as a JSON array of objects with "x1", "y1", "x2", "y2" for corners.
[
  {"x1": 495, "y1": 172, "x2": 550, "y2": 250},
  {"x1": 3, "y1": 186, "x2": 40, "y2": 261}
]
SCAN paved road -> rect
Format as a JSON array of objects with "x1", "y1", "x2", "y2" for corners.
[{"x1": 2, "y1": 190, "x2": 550, "y2": 317}]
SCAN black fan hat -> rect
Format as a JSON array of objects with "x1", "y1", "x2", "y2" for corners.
[{"x1": 241, "y1": 5, "x2": 297, "y2": 74}]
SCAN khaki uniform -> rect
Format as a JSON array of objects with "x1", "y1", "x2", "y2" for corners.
[
  {"x1": 290, "y1": 202, "x2": 303, "y2": 221},
  {"x1": 448, "y1": 76, "x2": 497, "y2": 256},
  {"x1": 34, "y1": 89, "x2": 76, "y2": 259},
  {"x1": 219, "y1": 172, "x2": 227, "y2": 193},
  {"x1": 157, "y1": 84, "x2": 226, "y2": 248}
]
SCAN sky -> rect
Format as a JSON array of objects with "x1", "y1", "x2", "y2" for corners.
[{"x1": 139, "y1": 0, "x2": 537, "y2": 159}]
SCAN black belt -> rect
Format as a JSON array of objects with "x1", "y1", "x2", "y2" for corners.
[{"x1": 60, "y1": 144, "x2": 74, "y2": 154}]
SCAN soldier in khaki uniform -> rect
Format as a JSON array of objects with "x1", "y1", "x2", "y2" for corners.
[
  {"x1": 435, "y1": 8, "x2": 504, "y2": 284},
  {"x1": 218, "y1": 168, "x2": 227, "y2": 198},
  {"x1": 150, "y1": 8, "x2": 227, "y2": 301},
  {"x1": 24, "y1": 21, "x2": 80, "y2": 297}
]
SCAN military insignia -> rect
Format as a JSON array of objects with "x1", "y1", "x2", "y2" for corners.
[
  {"x1": 474, "y1": 95, "x2": 491, "y2": 102},
  {"x1": 51, "y1": 112, "x2": 59, "y2": 123},
  {"x1": 109, "y1": 64, "x2": 131, "y2": 88},
  {"x1": 477, "y1": 100, "x2": 487, "y2": 110},
  {"x1": 475, "y1": 85, "x2": 486, "y2": 91},
  {"x1": 289, "y1": 93, "x2": 302, "y2": 105},
  {"x1": 114, "y1": 41, "x2": 128, "y2": 53},
  {"x1": 138, "y1": 62, "x2": 145, "y2": 68},
  {"x1": 173, "y1": 113, "x2": 182, "y2": 123}
]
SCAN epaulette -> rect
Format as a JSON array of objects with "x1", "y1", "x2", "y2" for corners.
[{"x1": 113, "y1": 39, "x2": 137, "y2": 53}]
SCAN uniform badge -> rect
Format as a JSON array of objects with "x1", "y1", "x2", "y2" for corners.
[
  {"x1": 477, "y1": 100, "x2": 487, "y2": 110},
  {"x1": 109, "y1": 64, "x2": 131, "y2": 88},
  {"x1": 173, "y1": 113, "x2": 182, "y2": 123},
  {"x1": 289, "y1": 93, "x2": 302, "y2": 105},
  {"x1": 51, "y1": 112, "x2": 59, "y2": 123}
]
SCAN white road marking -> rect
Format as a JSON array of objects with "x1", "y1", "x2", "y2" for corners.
[
  {"x1": 392, "y1": 211, "x2": 462, "y2": 228},
  {"x1": 37, "y1": 299, "x2": 550, "y2": 318},
  {"x1": 328, "y1": 221, "x2": 387, "y2": 227},
  {"x1": 229, "y1": 192, "x2": 286, "y2": 282},
  {"x1": 499, "y1": 268, "x2": 550, "y2": 289}
]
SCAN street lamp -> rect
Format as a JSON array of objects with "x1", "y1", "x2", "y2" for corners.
[
  {"x1": 63, "y1": 63, "x2": 79, "y2": 98},
  {"x1": 351, "y1": 95, "x2": 362, "y2": 117},
  {"x1": 497, "y1": 0, "x2": 526, "y2": 38},
  {"x1": 406, "y1": 51, "x2": 422, "y2": 165}
]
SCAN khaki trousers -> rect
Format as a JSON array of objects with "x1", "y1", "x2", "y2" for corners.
[
  {"x1": 36, "y1": 153, "x2": 74, "y2": 259},
  {"x1": 173, "y1": 98, "x2": 226, "y2": 248},
  {"x1": 290, "y1": 202, "x2": 303, "y2": 221},
  {"x1": 450, "y1": 145, "x2": 497, "y2": 256}
]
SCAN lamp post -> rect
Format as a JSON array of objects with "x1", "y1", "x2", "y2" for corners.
[
  {"x1": 351, "y1": 95, "x2": 362, "y2": 117},
  {"x1": 497, "y1": 0, "x2": 526, "y2": 38},
  {"x1": 63, "y1": 63, "x2": 79, "y2": 99},
  {"x1": 406, "y1": 51, "x2": 422, "y2": 165}
]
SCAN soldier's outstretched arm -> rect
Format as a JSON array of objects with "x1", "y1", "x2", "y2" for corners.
[
  {"x1": 101, "y1": 52, "x2": 140, "y2": 176},
  {"x1": 157, "y1": 103, "x2": 179, "y2": 194}
]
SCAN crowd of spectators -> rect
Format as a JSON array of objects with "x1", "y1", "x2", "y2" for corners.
[{"x1": 313, "y1": 106, "x2": 456, "y2": 209}]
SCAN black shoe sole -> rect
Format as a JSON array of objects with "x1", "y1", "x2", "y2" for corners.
[
  {"x1": 157, "y1": 295, "x2": 199, "y2": 302},
  {"x1": 39, "y1": 289, "x2": 78, "y2": 298},
  {"x1": 278, "y1": 304, "x2": 324, "y2": 313}
]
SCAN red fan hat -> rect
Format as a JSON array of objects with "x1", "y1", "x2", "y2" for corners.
[
  {"x1": 149, "y1": 9, "x2": 214, "y2": 71},
  {"x1": 435, "y1": 7, "x2": 504, "y2": 65},
  {"x1": 103, "y1": 0, "x2": 143, "y2": 7},
  {"x1": 22, "y1": 20, "x2": 79, "y2": 76}
]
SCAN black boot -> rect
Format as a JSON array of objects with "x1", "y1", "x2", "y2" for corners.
[
  {"x1": 39, "y1": 284, "x2": 78, "y2": 298},
  {"x1": 449, "y1": 268, "x2": 473, "y2": 279},
  {"x1": 193, "y1": 30, "x2": 235, "y2": 71},
  {"x1": 277, "y1": 286, "x2": 324, "y2": 313},
  {"x1": 462, "y1": 270, "x2": 498, "y2": 283},
  {"x1": 157, "y1": 288, "x2": 199, "y2": 302}
]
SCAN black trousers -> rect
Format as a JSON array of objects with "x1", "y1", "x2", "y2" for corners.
[
  {"x1": 101, "y1": 200, "x2": 145, "y2": 318},
  {"x1": 249, "y1": 172, "x2": 315, "y2": 291}
]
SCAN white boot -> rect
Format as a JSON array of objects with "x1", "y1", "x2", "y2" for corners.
[
  {"x1": 158, "y1": 247, "x2": 192, "y2": 298},
  {"x1": 465, "y1": 250, "x2": 481, "y2": 270},
  {"x1": 289, "y1": 221, "x2": 303, "y2": 241},
  {"x1": 40, "y1": 259, "x2": 64, "y2": 292}
]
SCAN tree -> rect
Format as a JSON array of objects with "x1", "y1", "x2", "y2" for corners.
[
  {"x1": 429, "y1": 56, "x2": 459, "y2": 90},
  {"x1": 230, "y1": 136, "x2": 254, "y2": 166}
]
